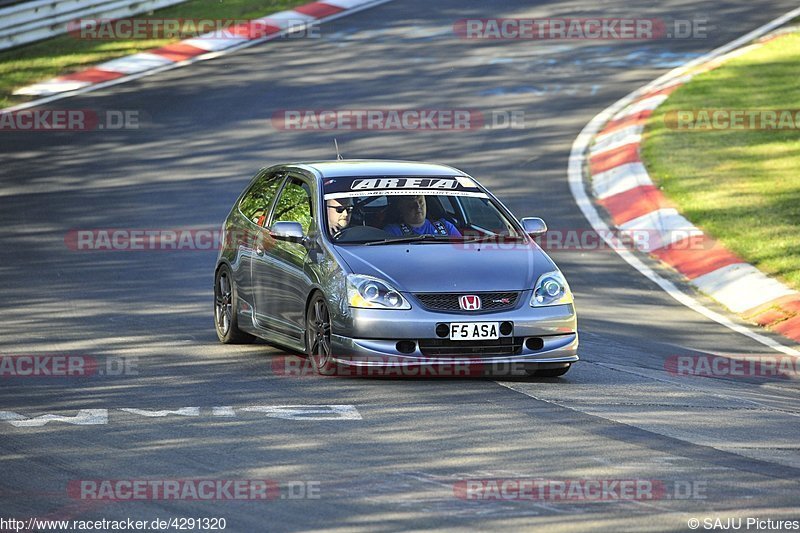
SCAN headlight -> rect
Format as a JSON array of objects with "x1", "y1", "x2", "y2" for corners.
[
  {"x1": 347, "y1": 274, "x2": 411, "y2": 310},
  {"x1": 530, "y1": 270, "x2": 574, "y2": 307}
]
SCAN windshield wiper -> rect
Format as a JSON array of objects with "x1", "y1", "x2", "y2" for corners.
[
  {"x1": 363, "y1": 234, "x2": 453, "y2": 246},
  {"x1": 461, "y1": 234, "x2": 526, "y2": 244}
]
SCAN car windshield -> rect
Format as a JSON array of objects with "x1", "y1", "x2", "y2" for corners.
[{"x1": 322, "y1": 176, "x2": 524, "y2": 244}]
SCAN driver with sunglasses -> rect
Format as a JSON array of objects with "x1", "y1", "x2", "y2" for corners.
[{"x1": 326, "y1": 197, "x2": 353, "y2": 236}]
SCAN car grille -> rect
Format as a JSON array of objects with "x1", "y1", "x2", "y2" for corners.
[
  {"x1": 413, "y1": 292, "x2": 520, "y2": 313},
  {"x1": 418, "y1": 337, "x2": 523, "y2": 357}
]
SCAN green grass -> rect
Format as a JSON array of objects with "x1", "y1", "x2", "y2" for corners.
[
  {"x1": 642, "y1": 32, "x2": 800, "y2": 290},
  {"x1": 0, "y1": 0, "x2": 307, "y2": 109}
]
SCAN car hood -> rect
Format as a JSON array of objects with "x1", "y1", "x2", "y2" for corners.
[{"x1": 334, "y1": 242, "x2": 555, "y2": 292}]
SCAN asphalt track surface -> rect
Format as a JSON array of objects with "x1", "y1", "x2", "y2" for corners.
[{"x1": 2, "y1": 1, "x2": 800, "y2": 531}]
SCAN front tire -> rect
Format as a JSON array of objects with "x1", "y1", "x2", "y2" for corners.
[
  {"x1": 214, "y1": 265, "x2": 255, "y2": 344},
  {"x1": 305, "y1": 293, "x2": 336, "y2": 375}
]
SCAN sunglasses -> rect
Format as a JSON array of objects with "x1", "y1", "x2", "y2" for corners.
[{"x1": 327, "y1": 204, "x2": 354, "y2": 214}]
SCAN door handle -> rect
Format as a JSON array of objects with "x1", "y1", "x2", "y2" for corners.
[{"x1": 256, "y1": 246, "x2": 265, "y2": 256}]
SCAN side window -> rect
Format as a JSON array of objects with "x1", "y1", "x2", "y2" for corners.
[
  {"x1": 239, "y1": 172, "x2": 284, "y2": 226},
  {"x1": 459, "y1": 196, "x2": 507, "y2": 232},
  {"x1": 271, "y1": 177, "x2": 314, "y2": 234}
]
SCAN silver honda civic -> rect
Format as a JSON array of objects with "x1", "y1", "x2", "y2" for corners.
[{"x1": 214, "y1": 160, "x2": 578, "y2": 377}]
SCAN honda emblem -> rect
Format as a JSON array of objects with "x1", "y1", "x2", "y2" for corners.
[{"x1": 459, "y1": 295, "x2": 482, "y2": 311}]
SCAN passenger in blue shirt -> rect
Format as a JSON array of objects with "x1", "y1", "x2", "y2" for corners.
[{"x1": 383, "y1": 195, "x2": 462, "y2": 237}]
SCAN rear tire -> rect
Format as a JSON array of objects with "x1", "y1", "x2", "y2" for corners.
[{"x1": 214, "y1": 265, "x2": 255, "y2": 344}]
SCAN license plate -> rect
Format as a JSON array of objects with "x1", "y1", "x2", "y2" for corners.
[{"x1": 449, "y1": 322, "x2": 499, "y2": 341}]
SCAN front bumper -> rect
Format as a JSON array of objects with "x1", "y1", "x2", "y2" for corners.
[{"x1": 329, "y1": 301, "x2": 578, "y2": 367}]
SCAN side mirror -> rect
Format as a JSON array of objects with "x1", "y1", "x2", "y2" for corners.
[
  {"x1": 521, "y1": 217, "x2": 547, "y2": 236},
  {"x1": 270, "y1": 221, "x2": 305, "y2": 243}
]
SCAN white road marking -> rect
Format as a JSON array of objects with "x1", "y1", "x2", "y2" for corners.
[
  {"x1": 119, "y1": 407, "x2": 201, "y2": 417},
  {"x1": 253, "y1": 10, "x2": 316, "y2": 29},
  {"x1": 0, "y1": 405, "x2": 362, "y2": 427},
  {"x1": 325, "y1": 0, "x2": 378, "y2": 8},
  {"x1": 94, "y1": 53, "x2": 175, "y2": 75},
  {"x1": 182, "y1": 35, "x2": 250, "y2": 52},
  {"x1": 691, "y1": 264, "x2": 798, "y2": 314},
  {"x1": 592, "y1": 162, "x2": 653, "y2": 200},
  {"x1": 618, "y1": 208, "x2": 703, "y2": 251},
  {"x1": 12, "y1": 79, "x2": 92, "y2": 97},
  {"x1": 239, "y1": 404, "x2": 363, "y2": 420},
  {"x1": 0, "y1": 409, "x2": 108, "y2": 427},
  {"x1": 590, "y1": 125, "x2": 644, "y2": 155},
  {"x1": 211, "y1": 406, "x2": 237, "y2": 417}
]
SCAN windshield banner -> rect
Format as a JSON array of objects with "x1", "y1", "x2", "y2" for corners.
[{"x1": 323, "y1": 176, "x2": 487, "y2": 199}]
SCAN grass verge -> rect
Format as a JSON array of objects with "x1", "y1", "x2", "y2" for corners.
[
  {"x1": 0, "y1": 0, "x2": 308, "y2": 109},
  {"x1": 642, "y1": 32, "x2": 800, "y2": 290}
]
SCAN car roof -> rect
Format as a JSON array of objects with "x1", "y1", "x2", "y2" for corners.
[{"x1": 286, "y1": 160, "x2": 468, "y2": 179}]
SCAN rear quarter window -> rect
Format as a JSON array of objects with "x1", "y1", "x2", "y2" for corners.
[
  {"x1": 239, "y1": 172, "x2": 283, "y2": 226},
  {"x1": 271, "y1": 178, "x2": 314, "y2": 234}
]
